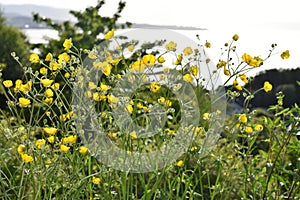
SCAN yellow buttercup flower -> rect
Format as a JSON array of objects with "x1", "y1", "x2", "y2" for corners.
[
  {"x1": 242, "y1": 53, "x2": 252, "y2": 64},
  {"x1": 40, "y1": 67, "x2": 48, "y2": 75},
  {"x1": 254, "y1": 124, "x2": 263, "y2": 132},
  {"x1": 125, "y1": 104, "x2": 133, "y2": 114},
  {"x1": 47, "y1": 136, "x2": 55, "y2": 143},
  {"x1": 223, "y1": 68, "x2": 230, "y2": 76},
  {"x1": 136, "y1": 102, "x2": 143, "y2": 108},
  {"x1": 58, "y1": 52, "x2": 70, "y2": 63},
  {"x1": 88, "y1": 82, "x2": 97, "y2": 90},
  {"x1": 174, "y1": 54, "x2": 182, "y2": 65},
  {"x1": 45, "y1": 88, "x2": 54, "y2": 97},
  {"x1": 150, "y1": 82, "x2": 161, "y2": 93},
  {"x1": 239, "y1": 74, "x2": 248, "y2": 84},
  {"x1": 235, "y1": 85, "x2": 242, "y2": 91},
  {"x1": 17, "y1": 144, "x2": 26, "y2": 155},
  {"x1": 242, "y1": 53, "x2": 263, "y2": 67},
  {"x1": 43, "y1": 127, "x2": 58, "y2": 135},
  {"x1": 19, "y1": 81, "x2": 32, "y2": 94},
  {"x1": 61, "y1": 135, "x2": 77, "y2": 144},
  {"x1": 183, "y1": 46, "x2": 193, "y2": 56},
  {"x1": 99, "y1": 94, "x2": 107, "y2": 101},
  {"x1": 79, "y1": 146, "x2": 88, "y2": 155},
  {"x1": 249, "y1": 56, "x2": 263, "y2": 67},
  {"x1": 93, "y1": 92, "x2": 101, "y2": 101},
  {"x1": 107, "y1": 94, "x2": 118, "y2": 104},
  {"x1": 183, "y1": 74, "x2": 193, "y2": 82},
  {"x1": 21, "y1": 153, "x2": 34, "y2": 163},
  {"x1": 176, "y1": 160, "x2": 184, "y2": 167},
  {"x1": 102, "y1": 63, "x2": 112, "y2": 76},
  {"x1": 41, "y1": 78, "x2": 54, "y2": 87},
  {"x1": 108, "y1": 132, "x2": 118, "y2": 139},
  {"x1": 127, "y1": 45, "x2": 135, "y2": 52},
  {"x1": 64, "y1": 72, "x2": 70, "y2": 79},
  {"x1": 142, "y1": 54, "x2": 156, "y2": 66},
  {"x1": 19, "y1": 97, "x2": 31, "y2": 107},
  {"x1": 63, "y1": 38, "x2": 72, "y2": 51},
  {"x1": 104, "y1": 29, "x2": 114, "y2": 40},
  {"x1": 203, "y1": 113, "x2": 210, "y2": 121},
  {"x1": 165, "y1": 41, "x2": 177, "y2": 51},
  {"x1": 130, "y1": 131, "x2": 137, "y2": 139},
  {"x1": 157, "y1": 56, "x2": 165, "y2": 63},
  {"x1": 233, "y1": 80, "x2": 242, "y2": 90},
  {"x1": 196, "y1": 127, "x2": 205, "y2": 137},
  {"x1": 88, "y1": 51, "x2": 97, "y2": 60},
  {"x1": 52, "y1": 83, "x2": 60, "y2": 90},
  {"x1": 111, "y1": 58, "x2": 121, "y2": 65},
  {"x1": 84, "y1": 90, "x2": 92, "y2": 98},
  {"x1": 60, "y1": 144, "x2": 70, "y2": 153},
  {"x1": 45, "y1": 52, "x2": 53, "y2": 61},
  {"x1": 50, "y1": 61, "x2": 62, "y2": 71},
  {"x1": 3, "y1": 80, "x2": 13, "y2": 88},
  {"x1": 245, "y1": 126, "x2": 253, "y2": 134},
  {"x1": 15, "y1": 79, "x2": 23, "y2": 89},
  {"x1": 100, "y1": 83, "x2": 109, "y2": 92},
  {"x1": 35, "y1": 139, "x2": 46, "y2": 149},
  {"x1": 190, "y1": 66, "x2": 199, "y2": 76},
  {"x1": 29, "y1": 53, "x2": 40, "y2": 64},
  {"x1": 280, "y1": 50, "x2": 290, "y2": 59},
  {"x1": 217, "y1": 60, "x2": 227, "y2": 68},
  {"x1": 239, "y1": 114, "x2": 247, "y2": 123},
  {"x1": 142, "y1": 106, "x2": 150, "y2": 112},
  {"x1": 130, "y1": 60, "x2": 145, "y2": 72},
  {"x1": 158, "y1": 97, "x2": 165, "y2": 104},
  {"x1": 45, "y1": 111, "x2": 51, "y2": 116},
  {"x1": 233, "y1": 79, "x2": 239, "y2": 87},
  {"x1": 263, "y1": 81, "x2": 272, "y2": 92},
  {"x1": 44, "y1": 97, "x2": 53, "y2": 104},
  {"x1": 165, "y1": 100, "x2": 172, "y2": 107},
  {"x1": 92, "y1": 176, "x2": 101, "y2": 184}
]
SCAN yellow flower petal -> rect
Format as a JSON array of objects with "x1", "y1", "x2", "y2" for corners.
[
  {"x1": 29, "y1": 53, "x2": 40, "y2": 64},
  {"x1": 63, "y1": 38, "x2": 72, "y2": 51},
  {"x1": 19, "y1": 97, "x2": 31, "y2": 107},
  {"x1": 3, "y1": 80, "x2": 13, "y2": 88},
  {"x1": 263, "y1": 81, "x2": 272, "y2": 92},
  {"x1": 104, "y1": 29, "x2": 114, "y2": 40}
]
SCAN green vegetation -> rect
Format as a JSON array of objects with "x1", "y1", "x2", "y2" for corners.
[
  {"x1": 0, "y1": 1, "x2": 299, "y2": 199},
  {"x1": 0, "y1": 10, "x2": 29, "y2": 81}
]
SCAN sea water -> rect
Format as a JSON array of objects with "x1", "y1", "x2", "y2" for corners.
[{"x1": 21, "y1": 27, "x2": 300, "y2": 78}]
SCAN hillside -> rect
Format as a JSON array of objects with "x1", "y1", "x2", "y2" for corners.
[{"x1": 231, "y1": 68, "x2": 300, "y2": 109}]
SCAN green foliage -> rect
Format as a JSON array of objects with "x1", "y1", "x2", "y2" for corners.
[
  {"x1": 31, "y1": 0, "x2": 131, "y2": 58},
  {"x1": 0, "y1": 10, "x2": 29, "y2": 81}
]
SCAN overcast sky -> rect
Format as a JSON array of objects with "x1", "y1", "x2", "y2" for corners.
[
  {"x1": 0, "y1": 0, "x2": 300, "y2": 30},
  {"x1": 1, "y1": 0, "x2": 300, "y2": 72}
]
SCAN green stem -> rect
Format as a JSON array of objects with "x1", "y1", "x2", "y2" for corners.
[{"x1": 262, "y1": 123, "x2": 295, "y2": 199}]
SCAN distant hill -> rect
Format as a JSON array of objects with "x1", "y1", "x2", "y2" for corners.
[
  {"x1": 0, "y1": 4, "x2": 74, "y2": 28},
  {"x1": 1, "y1": 4, "x2": 74, "y2": 20},
  {"x1": 230, "y1": 68, "x2": 300, "y2": 109},
  {"x1": 0, "y1": 4, "x2": 205, "y2": 30}
]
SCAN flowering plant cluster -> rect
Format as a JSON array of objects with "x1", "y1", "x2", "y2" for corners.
[{"x1": 0, "y1": 29, "x2": 299, "y2": 199}]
